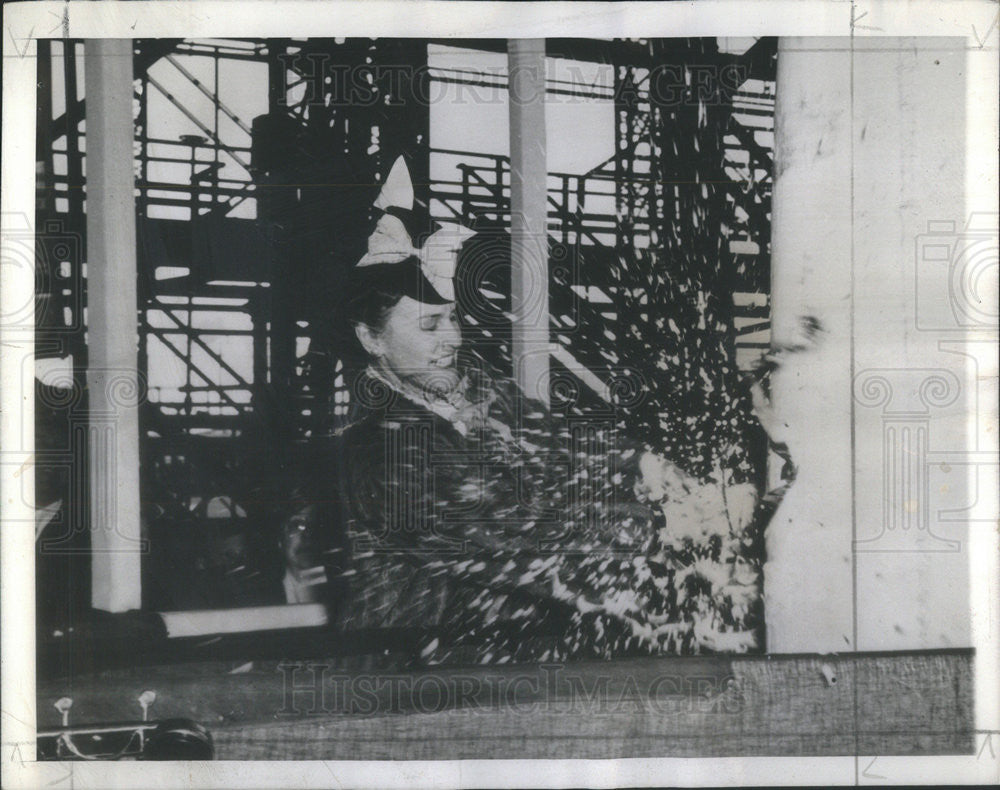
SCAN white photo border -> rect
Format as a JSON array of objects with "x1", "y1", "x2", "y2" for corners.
[{"x1": 2, "y1": 1, "x2": 998, "y2": 787}]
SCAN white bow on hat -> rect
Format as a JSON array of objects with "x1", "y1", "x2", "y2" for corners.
[{"x1": 357, "y1": 157, "x2": 476, "y2": 302}]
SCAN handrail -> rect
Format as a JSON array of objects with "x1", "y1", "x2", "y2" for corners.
[{"x1": 443, "y1": 153, "x2": 645, "y2": 249}]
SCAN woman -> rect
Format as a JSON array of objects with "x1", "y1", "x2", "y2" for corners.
[{"x1": 306, "y1": 158, "x2": 769, "y2": 665}]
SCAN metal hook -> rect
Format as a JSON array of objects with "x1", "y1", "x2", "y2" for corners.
[
  {"x1": 138, "y1": 690, "x2": 157, "y2": 722},
  {"x1": 54, "y1": 697, "x2": 72, "y2": 727}
]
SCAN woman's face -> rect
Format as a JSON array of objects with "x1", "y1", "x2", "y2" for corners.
[{"x1": 359, "y1": 296, "x2": 463, "y2": 396}]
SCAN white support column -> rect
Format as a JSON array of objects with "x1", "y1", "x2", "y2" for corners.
[
  {"x1": 767, "y1": 37, "x2": 979, "y2": 653},
  {"x1": 765, "y1": 38, "x2": 855, "y2": 654},
  {"x1": 85, "y1": 38, "x2": 142, "y2": 612},
  {"x1": 507, "y1": 39, "x2": 549, "y2": 405}
]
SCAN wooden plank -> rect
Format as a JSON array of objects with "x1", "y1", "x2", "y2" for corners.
[
  {"x1": 160, "y1": 605, "x2": 327, "y2": 638},
  {"x1": 37, "y1": 650, "x2": 973, "y2": 759}
]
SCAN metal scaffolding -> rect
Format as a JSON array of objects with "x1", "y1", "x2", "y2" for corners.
[{"x1": 34, "y1": 37, "x2": 777, "y2": 612}]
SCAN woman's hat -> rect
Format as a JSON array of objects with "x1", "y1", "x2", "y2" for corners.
[{"x1": 354, "y1": 157, "x2": 475, "y2": 303}]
